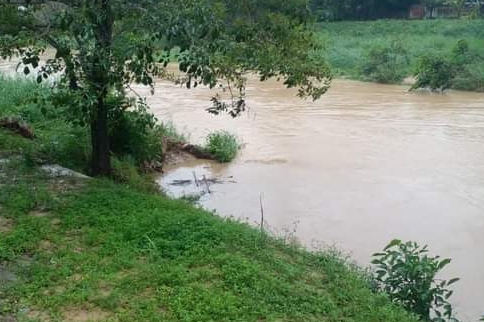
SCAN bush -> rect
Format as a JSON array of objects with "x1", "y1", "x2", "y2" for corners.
[
  {"x1": 412, "y1": 55, "x2": 455, "y2": 92},
  {"x1": 372, "y1": 240, "x2": 460, "y2": 322},
  {"x1": 205, "y1": 131, "x2": 239, "y2": 163},
  {"x1": 360, "y1": 41, "x2": 409, "y2": 84}
]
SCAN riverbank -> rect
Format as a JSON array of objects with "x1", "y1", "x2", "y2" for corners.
[
  {"x1": 0, "y1": 83, "x2": 419, "y2": 321},
  {"x1": 314, "y1": 19, "x2": 484, "y2": 91}
]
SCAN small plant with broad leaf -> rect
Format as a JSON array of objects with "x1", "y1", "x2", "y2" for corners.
[{"x1": 372, "y1": 240, "x2": 460, "y2": 322}]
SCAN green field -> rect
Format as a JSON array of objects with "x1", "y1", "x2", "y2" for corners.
[
  {"x1": 314, "y1": 19, "x2": 484, "y2": 90},
  {"x1": 0, "y1": 77, "x2": 420, "y2": 321}
]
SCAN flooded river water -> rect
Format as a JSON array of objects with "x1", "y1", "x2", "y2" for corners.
[{"x1": 143, "y1": 78, "x2": 484, "y2": 320}]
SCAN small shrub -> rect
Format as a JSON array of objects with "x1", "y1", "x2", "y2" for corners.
[
  {"x1": 372, "y1": 240, "x2": 460, "y2": 322},
  {"x1": 205, "y1": 131, "x2": 239, "y2": 163},
  {"x1": 360, "y1": 41, "x2": 409, "y2": 84},
  {"x1": 412, "y1": 55, "x2": 455, "y2": 92}
]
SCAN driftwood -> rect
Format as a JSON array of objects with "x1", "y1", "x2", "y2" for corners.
[
  {"x1": 163, "y1": 138, "x2": 216, "y2": 161},
  {"x1": 0, "y1": 117, "x2": 35, "y2": 139},
  {"x1": 169, "y1": 177, "x2": 224, "y2": 186}
]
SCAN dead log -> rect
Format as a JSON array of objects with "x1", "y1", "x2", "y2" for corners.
[{"x1": 0, "y1": 117, "x2": 35, "y2": 139}]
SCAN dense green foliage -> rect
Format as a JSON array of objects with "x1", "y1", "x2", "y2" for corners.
[
  {"x1": 372, "y1": 240, "x2": 460, "y2": 322},
  {"x1": 204, "y1": 131, "x2": 239, "y2": 163},
  {"x1": 0, "y1": 153, "x2": 419, "y2": 322},
  {"x1": 412, "y1": 54, "x2": 455, "y2": 91},
  {"x1": 411, "y1": 39, "x2": 482, "y2": 91},
  {"x1": 314, "y1": 19, "x2": 484, "y2": 90}
]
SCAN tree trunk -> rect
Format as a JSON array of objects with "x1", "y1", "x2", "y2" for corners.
[
  {"x1": 90, "y1": 94, "x2": 111, "y2": 176},
  {"x1": 89, "y1": 0, "x2": 114, "y2": 176}
]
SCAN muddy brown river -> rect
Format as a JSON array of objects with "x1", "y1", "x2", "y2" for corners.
[
  {"x1": 2, "y1": 57, "x2": 483, "y2": 319},
  {"x1": 140, "y1": 78, "x2": 484, "y2": 321}
]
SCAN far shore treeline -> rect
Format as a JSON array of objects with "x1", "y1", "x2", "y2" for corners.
[{"x1": 310, "y1": 0, "x2": 483, "y2": 21}]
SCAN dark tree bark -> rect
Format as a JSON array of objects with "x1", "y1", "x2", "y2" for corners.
[
  {"x1": 90, "y1": 92, "x2": 111, "y2": 176},
  {"x1": 89, "y1": 0, "x2": 114, "y2": 176}
]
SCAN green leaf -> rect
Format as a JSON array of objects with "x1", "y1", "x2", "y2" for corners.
[
  {"x1": 384, "y1": 239, "x2": 401, "y2": 251},
  {"x1": 438, "y1": 258, "x2": 451, "y2": 269},
  {"x1": 447, "y1": 278, "x2": 460, "y2": 286}
]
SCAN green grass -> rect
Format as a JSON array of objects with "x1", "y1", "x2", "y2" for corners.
[
  {"x1": 0, "y1": 76, "x2": 91, "y2": 171},
  {"x1": 204, "y1": 131, "x2": 239, "y2": 163},
  {"x1": 0, "y1": 157, "x2": 419, "y2": 322},
  {"x1": 314, "y1": 19, "x2": 484, "y2": 90}
]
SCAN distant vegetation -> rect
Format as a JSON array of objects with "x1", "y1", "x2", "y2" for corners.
[
  {"x1": 314, "y1": 19, "x2": 484, "y2": 91},
  {"x1": 310, "y1": 0, "x2": 482, "y2": 21}
]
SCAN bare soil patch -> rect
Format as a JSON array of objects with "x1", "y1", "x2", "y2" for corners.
[{"x1": 62, "y1": 306, "x2": 111, "y2": 322}]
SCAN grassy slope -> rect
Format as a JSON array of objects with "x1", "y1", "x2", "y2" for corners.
[
  {"x1": 0, "y1": 78, "x2": 419, "y2": 321},
  {"x1": 314, "y1": 19, "x2": 484, "y2": 86},
  {"x1": 0, "y1": 159, "x2": 418, "y2": 322}
]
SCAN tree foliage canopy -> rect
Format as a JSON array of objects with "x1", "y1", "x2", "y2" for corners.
[{"x1": 0, "y1": 0, "x2": 331, "y2": 175}]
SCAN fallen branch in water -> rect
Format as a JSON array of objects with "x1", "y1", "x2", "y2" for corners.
[{"x1": 169, "y1": 177, "x2": 228, "y2": 186}]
